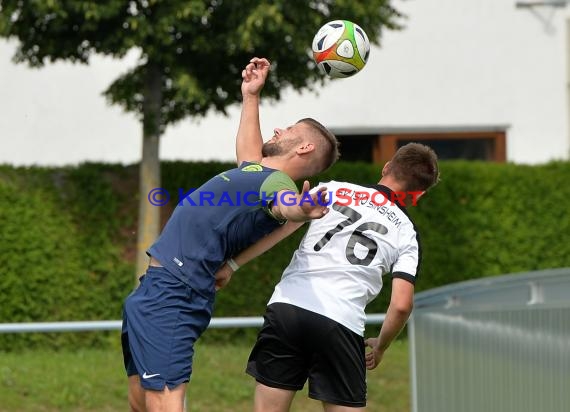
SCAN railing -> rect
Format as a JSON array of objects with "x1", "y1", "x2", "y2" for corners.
[{"x1": 0, "y1": 314, "x2": 386, "y2": 333}]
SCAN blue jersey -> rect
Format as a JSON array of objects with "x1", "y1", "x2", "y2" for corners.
[{"x1": 148, "y1": 162, "x2": 297, "y2": 298}]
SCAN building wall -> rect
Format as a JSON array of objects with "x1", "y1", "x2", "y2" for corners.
[{"x1": 1, "y1": 0, "x2": 568, "y2": 166}]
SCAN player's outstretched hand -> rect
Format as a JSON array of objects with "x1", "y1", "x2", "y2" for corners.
[
  {"x1": 298, "y1": 180, "x2": 329, "y2": 220},
  {"x1": 241, "y1": 57, "x2": 270, "y2": 97},
  {"x1": 364, "y1": 337, "x2": 384, "y2": 370},
  {"x1": 273, "y1": 181, "x2": 329, "y2": 222},
  {"x1": 215, "y1": 262, "x2": 234, "y2": 291}
]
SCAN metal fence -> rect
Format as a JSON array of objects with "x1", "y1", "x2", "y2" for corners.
[
  {"x1": 0, "y1": 314, "x2": 386, "y2": 334},
  {"x1": 408, "y1": 268, "x2": 570, "y2": 412}
]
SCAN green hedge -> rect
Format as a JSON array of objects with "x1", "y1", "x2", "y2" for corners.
[
  {"x1": 1, "y1": 160, "x2": 569, "y2": 349},
  {"x1": 0, "y1": 164, "x2": 133, "y2": 349}
]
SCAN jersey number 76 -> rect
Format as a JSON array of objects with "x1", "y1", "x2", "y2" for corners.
[{"x1": 313, "y1": 203, "x2": 387, "y2": 266}]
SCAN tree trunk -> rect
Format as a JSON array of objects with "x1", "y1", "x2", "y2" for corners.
[{"x1": 135, "y1": 62, "x2": 162, "y2": 284}]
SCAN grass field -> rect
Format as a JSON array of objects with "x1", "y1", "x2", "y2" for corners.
[{"x1": 0, "y1": 338, "x2": 409, "y2": 411}]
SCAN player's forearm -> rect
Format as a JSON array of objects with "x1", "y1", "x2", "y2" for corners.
[
  {"x1": 376, "y1": 304, "x2": 413, "y2": 352},
  {"x1": 232, "y1": 221, "x2": 303, "y2": 267},
  {"x1": 236, "y1": 94, "x2": 263, "y2": 164},
  {"x1": 273, "y1": 203, "x2": 311, "y2": 222},
  {"x1": 270, "y1": 185, "x2": 328, "y2": 222}
]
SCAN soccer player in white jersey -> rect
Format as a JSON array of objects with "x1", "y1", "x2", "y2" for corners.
[{"x1": 216, "y1": 142, "x2": 439, "y2": 411}]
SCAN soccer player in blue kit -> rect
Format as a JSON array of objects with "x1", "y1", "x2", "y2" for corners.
[{"x1": 121, "y1": 57, "x2": 340, "y2": 412}]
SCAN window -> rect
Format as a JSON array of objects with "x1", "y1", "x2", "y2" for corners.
[{"x1": 333, "y1": 128, "x2": 507, "y2": 163}]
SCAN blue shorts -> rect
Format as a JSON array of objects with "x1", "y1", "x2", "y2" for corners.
[{"x1": 121, "y1": 266, "x2": 213, "y2": 390}]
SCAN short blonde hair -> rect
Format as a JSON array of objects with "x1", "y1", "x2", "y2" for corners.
[{"x1": 297, "y1": 118, "x2": 340, "y2": 174}]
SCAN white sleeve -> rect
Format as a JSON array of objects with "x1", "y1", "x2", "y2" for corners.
[{"x1": 392, "y1": 227, "x2": 420, "y2": 284}]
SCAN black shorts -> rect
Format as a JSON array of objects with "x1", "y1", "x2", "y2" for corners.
[{"x1": 246, "y1": 302, "x2": 366, "y2": 407}]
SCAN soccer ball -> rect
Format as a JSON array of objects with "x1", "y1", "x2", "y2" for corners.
[{"x1": 312, "y1": 20, "x2": 370, "y2": 78}]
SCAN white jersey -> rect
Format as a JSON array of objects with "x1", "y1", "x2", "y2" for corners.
[{"x1": 268, "y1": 181, "x2": 421, "y2": 336}]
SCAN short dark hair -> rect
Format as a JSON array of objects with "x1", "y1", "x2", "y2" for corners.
[
  {"x1": 297, "y1": 118, "x2": 340, "y2": 173},
  {"x1": 387, "y1": 143, "x2": 439, "y2": 192}
]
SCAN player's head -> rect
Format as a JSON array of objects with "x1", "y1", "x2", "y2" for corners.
[
  {"x1": 262, "y1": 118, "x2": 339, "y2": 178},
  {"x1": 296, "y1": 118, "x2": 339, "y2": 175},
  {"x1": 383, "y1": 143, "x2": 439, "y2": 194}
]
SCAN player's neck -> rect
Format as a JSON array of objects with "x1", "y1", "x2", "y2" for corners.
[
  {"x1": 260, "y1": 156, "x2": 303, "y2": 180},
  {"x1": 378, "y1": 176, "x2": 405, "y2": 193}
]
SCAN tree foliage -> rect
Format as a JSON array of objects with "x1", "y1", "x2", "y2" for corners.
[{"x1": 0, "y1": 0, "x2": 402, "y2": 128}]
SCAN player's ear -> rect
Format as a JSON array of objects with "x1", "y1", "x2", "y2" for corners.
[
  {"x1": 296, "y1": 142, "x2": 315, "y2": 155},
  {"x1": 382, "y1": 161, "x2": 392, "y2": 176}
]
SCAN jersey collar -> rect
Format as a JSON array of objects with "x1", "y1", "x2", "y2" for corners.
[{"x1": 363, "y1": 183, "x2": 409, "y2": 214}]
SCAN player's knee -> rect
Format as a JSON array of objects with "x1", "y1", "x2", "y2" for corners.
[
  {"x1": 128, "y1": 392, "x2": 145, "y2": 412},
  {"x1": 128, "y1": 377, "x2": 146, "y2": 412},
  {"x1": 144, "y1": 385, "x2": 186, "y2": 412},
  {"x1": 323, "y1": 403, "x2": 366, "y2": 412}
]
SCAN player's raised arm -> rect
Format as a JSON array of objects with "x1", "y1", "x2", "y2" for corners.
[{"x1": 235, "y1": 57, "x2": 271, "y2": 165}]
